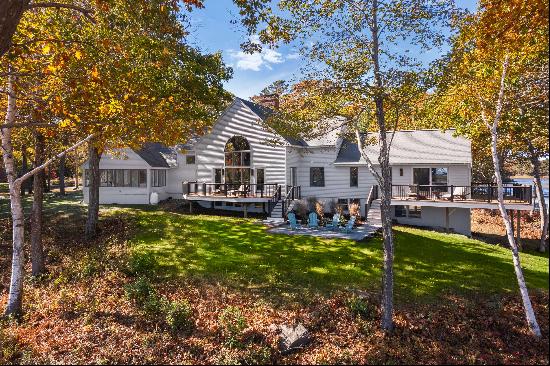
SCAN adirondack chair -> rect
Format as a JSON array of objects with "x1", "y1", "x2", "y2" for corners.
[
  {"x1": 287, "y1": 212, "x2": 302, "y2": 230},
  {"x1": 325, "y1": 213, "x2": 341, "y2": 231},
  {"x1": 308, "y1": 212, "x2": 319, "y2": 229},
  {"x1": 340, "y1": 216, "x2": 357, "y2": 233}
]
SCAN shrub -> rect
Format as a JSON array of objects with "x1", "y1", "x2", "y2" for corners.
[
  {"x1": 124, "y1": 277, "x2": 156, "y2": 306},
  {"x1": 292, "y1": 199, "x2": 309, "y2": 220},
  {"x1": 127, "y1": 251, "x2": 157, "y2": 276},
  {"x1": 165, "y1": 300, "x2": 194, "y2": 334},
  {"x1": 327, "y1": 199, "x2": 338, "y2": 214},
  {"x1": 219, "y1": 306, "x2": 247, "y2": 347},
  {"x1": 349, "y1": 202, "x2": 361, "y2": 219},
  {"x1": 315, "y1": 201, "x2": 325, "y2": 220},
  {"x1": 347, "y1": 296, "x2": 376, "y2": 320},
  {"x1": 306, "y1": 196, "x2": 318, "y2": 213}
]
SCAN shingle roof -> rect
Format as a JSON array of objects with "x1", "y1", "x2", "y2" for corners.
[
  {"x1": 335, "y1": 129, "x2": 471, "y2": 165},
  {"x1": 134, "y1": 143, "x2": 176, "y2": 168}
]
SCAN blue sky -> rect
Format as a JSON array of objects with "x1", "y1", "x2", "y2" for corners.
[{"x1": 187, "y1": 0, "x2": 478, "y2": 99}]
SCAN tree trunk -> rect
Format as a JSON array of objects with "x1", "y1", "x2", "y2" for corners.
[
  {"x1": 30, "y1": 131, "x2": 46, "y2": 276},
  {"x1": 74, "y1": 158, "x2": 79, "y2": 189},
  {"x1": 371, "y1": 0, "x2": 394, "y2": 333},
  {"x1": 59, "y1": 151, "x2": 66, "y2": 195},
  {"x1": 46, "y1": 168, "x2": 51, "y2": 192},
  {"x1": 1, "y1": 73, "x2": 24, "y2": 317},
  {"x1": 85, "y1": 143, "x2": 100, "y2": 239},
  {"x1": 528, "y1": 144, "x2": 548, "y2": 253},
  {"x1": 0, "y1": 0, "x2": 30, "y2": 57},
  {"x1": 486, "y1": 56, "x2": 541, "y2": 337}
]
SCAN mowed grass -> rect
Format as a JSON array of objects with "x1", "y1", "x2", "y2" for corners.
[{"x1": 128, "y1": 210, "x2": 549, "y2": 302}]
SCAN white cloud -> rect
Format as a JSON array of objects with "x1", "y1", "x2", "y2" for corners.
[
  {"x1": 286, "y1": 53, "x2": 300, "y2": 60},
  {"x1": 227, "y1": 36, "x2": 285, "y2": 71}
]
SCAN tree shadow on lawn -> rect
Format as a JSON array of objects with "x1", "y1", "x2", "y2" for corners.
[{"x1": 128, "y1": 211, "x2": 549, "y2": 304}]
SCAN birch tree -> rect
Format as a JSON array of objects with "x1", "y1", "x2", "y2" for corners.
[
  {"x1": 432, "y1": 0, "x2": 547, "y2": 337},
  {"x1": 255, "y1": 0, "x2": 459, "y2": 331}
]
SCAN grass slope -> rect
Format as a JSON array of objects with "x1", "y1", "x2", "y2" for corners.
[{"x1": 127, "y1": 210, "x2": 549, "y2": 302}]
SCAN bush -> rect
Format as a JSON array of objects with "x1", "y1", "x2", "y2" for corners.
[
  {"x1": 347, "y1": 296, "x2": 376, "y2": 320},
  {"x1": 349, "y1": 202, "x2": 361, "y2": 219},
  {"x1": 165, "y1": 300, "x2": 194, "y2": 334},
  {"x1": 306, "y1": 196, "x2": 318, "y2": 213},
  {"x1": 292, "y1": 199, "x2": 309, "y2": 221},
  {"x1": 327, "y1": 199, "x2": 338, "y2": 214},
  {"x1": 315, "y1": 201, "x2": 325, "y2": 220},
  {"x1": 124, "y1": 277, "x2": 156, "y2": 306},
  {"x1": 127, "y1": 251, "x2": 157, "y2": 276},
  {"x1": 219, "y1": 306, "x2": 247, "y2": 347}
]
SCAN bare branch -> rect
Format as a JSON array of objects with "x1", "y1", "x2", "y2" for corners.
[
  {"x1": 15, "y1": 134, "x2": 95, "y2": 184},
  {"x1": 26, "y1": 1, "x2": 95, "y2": 23},
  {"x1": 0, "y1": 121, "x2": 57, "y2": 129}
]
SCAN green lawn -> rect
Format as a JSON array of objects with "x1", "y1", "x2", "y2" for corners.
[
  {"x1": 1, "y1": 192, "x2": 548, "y2": 302},
  {"x1": 128, "y1": 210, "x2": 549, "y2": 302}
]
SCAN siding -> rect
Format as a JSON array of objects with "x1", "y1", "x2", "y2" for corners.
[
  {"x1": 392, "y1": 206, "x2": 471, "y2": 236},
  {"x1": 391, "y1": 164, "x2": 471, "y2": 186},
  {"x1": 166, "y1": 152, "x2": 197, "y2": 195},
  {"x1": 193, "y1": 99, "x2": 287, "y2": 186}
]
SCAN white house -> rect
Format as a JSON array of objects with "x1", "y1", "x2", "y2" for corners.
[{"x1": 82, "y1": 97, "x2": 534, "y2": 236}]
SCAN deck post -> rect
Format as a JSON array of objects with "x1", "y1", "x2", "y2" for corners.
[
  {"x1": 450, "y1": 185, "x2": 454, "y2": 202},
  {"x1": 516, "y1": 209, "x2": 522, "y2": 250},
  {"x1": 487, "y1": 184, "x2": 491, "y2": 203},
  {"x1": 243, "y1": 204, "x2": 247, "y2": 218},
  {"x1": 445, "y1": 207, "x2": 450, "y2": 233},
  {"x1": 189, "y1": 201, "x2": 193, "y2": 214},
  {"x1": 224, "y1": 183, "x2": 227, "y2": 197}
]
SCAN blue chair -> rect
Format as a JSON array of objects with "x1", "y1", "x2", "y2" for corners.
[
  {"x1": 287, "y1": 212, "x2": 302, "y2": 230},
  {"x1": 340, "y1": 216, "x2": 357, "y2": 233},
  {"x1": 325, "y1": 213, "x2": 341, "y2": 231},
  {"x1": 308, "y1": 212, "x2": 319, "y2": 229}
]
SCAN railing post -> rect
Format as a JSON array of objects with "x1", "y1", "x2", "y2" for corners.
[
  {"x1": 487, "y1": 184, "x2": 491, "y2": 203},
  {"x1": 224, "y1": 183, "x2": 227, "y2": 197},
  {"x1": 260, "y1": 185, "x2": 264, "y2": 198},
  {"x1": 451, "y1": 185, "x2": 454, "y2": 202}
]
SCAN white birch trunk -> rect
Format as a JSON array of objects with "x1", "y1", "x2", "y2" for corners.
[
  {"x1": 486, "y1": 56, "x2": 541, "y2": 337},
  {"x1": 1, "y1": 73, "x2": 25, "y2": 316}
]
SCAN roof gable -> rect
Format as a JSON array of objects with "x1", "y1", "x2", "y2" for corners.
[{"x1": 133, "y1": 143, "x2": 176, "y2": 168}]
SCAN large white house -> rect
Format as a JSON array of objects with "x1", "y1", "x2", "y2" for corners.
[{"x1": 82, "y1": 97, "x2": 534, "y2": 236}]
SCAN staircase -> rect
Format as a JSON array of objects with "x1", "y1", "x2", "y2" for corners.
[
  {"x1": 269, "y1": 200, "x2": 284, "y2": 219},
  {"x1": 267, "y1": 186, "x2": 300, "y2": 222},
  {"x1": 366, "y1": 199, "x2": 383, "y2": 228}
]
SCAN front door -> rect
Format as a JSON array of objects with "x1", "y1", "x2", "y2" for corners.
[{"x1": 214, "y1": 168, "x2": 222, "y2": 189}]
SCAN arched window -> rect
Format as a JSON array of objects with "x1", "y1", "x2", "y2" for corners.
[
  {"x1": 224, "y1": 136, "x2": 251, "y2": 185},
  {"x1": 224, "y1": 136, "x2": 251, "y2": 167}
]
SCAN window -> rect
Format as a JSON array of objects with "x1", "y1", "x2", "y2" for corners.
[
  {"x1": 186, "y1": 155, "x2": 196, "y2": 164},
  {"x1": 256, "y1": 168, "x2": 265, "y2": 188},
  {"x1": 86, "y1": 169, "x2": 146, "y2": 187},
  {"x1": 395, "y1": 205, "x2": 406, "y2": 217},
  {"x1": 408, "y1": 205, "x2": 422, "y2": 218},
  {"x1": 310, "y1": 167, "x2": 325, "y2": 187},
  {"x1": 224, "y1": 136, "x2": 250, "y2": 167},
  {"x1": 399, "y1": 168, "x2": 404, "y2": 177},
  {"x1": 431, "y1": 168, "x2": 448, "y2": 191},
  {"x1": 350, "y1": 167, "x2": 358, "y2": 187},
  {"x1": 151, "y1": 170, "x2": 166, "y2": 187},
  {"x1": 290, "y1": 167, "x2": 297, "y2": 186},
  {"x1": 413, "y1": 168, "x2": 430, "y2": 185}
]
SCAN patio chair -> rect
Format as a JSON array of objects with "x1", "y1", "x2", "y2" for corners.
[
  {"x1": 325, "y1": 213, "x2": 341, "y2": 231},
  {"x1": 308, "y1": 212, "x2": 319, "y2": 229},
  {"x1": 287, "y1": 212, "x2": 302, "y2": 230},
  {"x1": 442, "y1": 186, "x2": 468, "y2": 200},
  {"x1": 340, "y1": 216, "x2": 357, "y2": 233}
]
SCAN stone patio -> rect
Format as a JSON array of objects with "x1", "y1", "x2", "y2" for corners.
[{"x1": 265, "y1": 222, "x2": 381, "y2": 241}]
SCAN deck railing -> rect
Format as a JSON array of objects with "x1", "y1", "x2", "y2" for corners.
[
  {"x1": 183, "y1": 181, "x2": 280, "y2": 198},
  {"x1": 282, "y1": 185, "x2": 302, "y2": 217},
  {"x1": 391, "y1": 184, "x2": 532, "y2": 204}
]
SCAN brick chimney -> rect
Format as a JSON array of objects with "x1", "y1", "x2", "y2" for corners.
[{"x1": 251, "y1": 93, "x2": 279, "y2": 109}]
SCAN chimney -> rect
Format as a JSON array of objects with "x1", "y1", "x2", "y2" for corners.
[{"x1": 251, "y1": 93, "x2": 279, "y2": 110}]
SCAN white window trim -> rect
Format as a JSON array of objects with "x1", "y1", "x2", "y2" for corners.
[{"x1": 411, "y1": 166, "x2": 450, "y2": 185}]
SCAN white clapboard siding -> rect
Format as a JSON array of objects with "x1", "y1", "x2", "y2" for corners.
[
  {"x1": 288, "y1": 147, "x2": 377, "y2": 201},
  {"x1": 193, "y1": 99, "x2": 287, "y2": 186},
  {"x1": 166, "y1": 153, "x2": 197, "y2": 194}
]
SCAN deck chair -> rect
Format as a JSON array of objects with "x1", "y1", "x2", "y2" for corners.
[
  {"x1": 287, "y1": 212, "x2": 302, "y2": 230},
  {"x1": 325, "y1": 213, "x2": 341, "y2": 231},
  {"x1": 340, "y1": 216, "x2": 357, "y2": 233},
  {"x1": 308, "y1": 212, "x2": 319, "y2": 229},
  {"x1": 442, "y1": 186, "x2": 468, "y2": 200}
]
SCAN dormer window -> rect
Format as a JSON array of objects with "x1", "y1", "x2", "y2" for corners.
[{"x1": 186, "y1": 155, "x2": 196, "y2": 164}]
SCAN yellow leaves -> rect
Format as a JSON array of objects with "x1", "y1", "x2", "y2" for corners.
[
  {"x1": 168, "y1": 96, "x2": 174, "y2": 102},
  {"x1": 60, "y1": 119, "x2": 74, "y2": 128},
  {"x1": 42, "y1": 44, "x2": 51, "y2": 54},
  {"x1": 75, "y1": 50, "x2": 83, "y2": 60}
]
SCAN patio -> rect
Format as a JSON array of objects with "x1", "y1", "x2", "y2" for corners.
[{"x1": 266, "y1": 221, "x2": 381, "y2": 241}]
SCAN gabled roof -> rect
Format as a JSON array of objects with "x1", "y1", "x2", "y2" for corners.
[
  {"x1": 335, "y1": 129, "x2": 471, "y2": 165},
  {"x1": 134, "y1": 143, "x2": 177, "y2": 168},
  {"x1": 237, "y1": 97, "x2": 308, "y2": 147}
]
